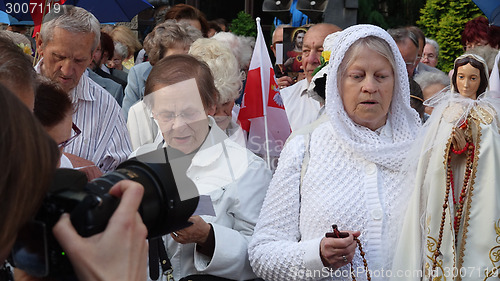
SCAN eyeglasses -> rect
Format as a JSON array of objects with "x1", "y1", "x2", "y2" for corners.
[
  {"x1": 154, "y1": 110, "x2": 202, "y2": 123},
  {"x1": 421, "y1": 53, "x2": 436, "y2": 60},
  {"x1": 58, "y1": 123, "x2": 81, "y2": 148}
]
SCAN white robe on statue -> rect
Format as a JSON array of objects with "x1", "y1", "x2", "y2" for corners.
[{"x1": 393, "y1": 91, "x2": 500, "y2": 281}]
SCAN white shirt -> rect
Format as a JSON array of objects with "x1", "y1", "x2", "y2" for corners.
[
  {"x1": 280, "y1": 79, "x2": 323, "y2": 132},
  {"x1": 489, "y1": 51, "x2": 500, "y2": 96},
  {"x1": 36, "y1": 61, "x2": 132, "y2": 173},
  {"x1": 134, "y1": 117, "x2": 272, "y2": 280}
]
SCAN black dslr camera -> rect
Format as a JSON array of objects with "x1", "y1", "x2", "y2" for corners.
[{"x1": 9, "y1": 148, "x2": 199, "y2": 279}]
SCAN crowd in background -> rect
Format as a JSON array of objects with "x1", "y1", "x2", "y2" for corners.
[{"x1": 1, "y1": 2, "x2": 500, "y2": 281}]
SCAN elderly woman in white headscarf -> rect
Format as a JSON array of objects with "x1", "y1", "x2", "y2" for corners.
[
  {"x1": 248, "y1": 24, "x2": 421, "y2": 281},
  {"x1": 393, "y1": 54, "x2": 500, "y2": 280}
]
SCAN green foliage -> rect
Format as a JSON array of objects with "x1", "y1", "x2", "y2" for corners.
[
  {"x1": 358, "y1": 0, "x2": 426, "y2": 29},
  {"x1": 417, "y1": 0, "x2": 482, "y2": 72},
  {"x1": 357, "y1": 0, "x2": 389, "y2": 29},
  {"x1": 229, "y1": 11, "x2": 256, "y2": 38}
]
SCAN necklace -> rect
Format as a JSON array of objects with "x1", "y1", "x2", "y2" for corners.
[
  {"x1": 430, "y1": 124, "x2": 475, "y2": 279},
  {"x1": 352, "y1": 236, "x2": 370, "y2": 281},
  {"x1": 329, "y1": 225, "x2": 371, "y2": 281}
]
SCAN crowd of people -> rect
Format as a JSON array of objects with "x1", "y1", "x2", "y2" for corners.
[{"x1": 1, "y1": 2, "x2": 500, "y2": 281}]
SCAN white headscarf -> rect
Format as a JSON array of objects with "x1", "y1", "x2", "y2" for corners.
[{"x1": 325, "y1": 24, "x2": 421, "y2": 171}]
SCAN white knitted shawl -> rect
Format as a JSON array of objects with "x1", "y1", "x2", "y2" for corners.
[
  {"x1": 325, "y1": 24, "x2": 421, "y2": 171},
  {"x1": 249, "y1": 25, "x2": 422, "y2": 281}
]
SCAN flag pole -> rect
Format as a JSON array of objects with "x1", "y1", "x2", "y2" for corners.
[{"x1": 256, "y1": 17, "x2": 271, "y2": 169}]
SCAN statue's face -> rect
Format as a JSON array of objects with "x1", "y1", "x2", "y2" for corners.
[{"x1": 456, "y1": 63, "x2": 480, "y2": 99}]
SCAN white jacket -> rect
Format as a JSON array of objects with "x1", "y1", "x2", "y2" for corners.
[{"x1": 135, "y1": 117, "x2": 272, "y2": 280}]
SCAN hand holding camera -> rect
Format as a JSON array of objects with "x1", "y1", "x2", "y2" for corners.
[{"x1": 52, "y1": 180, "x2": 148, "y2": 281}]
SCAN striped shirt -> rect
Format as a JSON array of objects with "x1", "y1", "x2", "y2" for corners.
[{"x1": 36, "y1": 62, "x2": 132, "y2": 173}]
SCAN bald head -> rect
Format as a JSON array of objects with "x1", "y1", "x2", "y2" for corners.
[
  {"x1": 302, "y1": 23, "x2": 342, "y2": 82},
  {"x1": 271, "y1": 24, "x2": 290, "y2": 57}
]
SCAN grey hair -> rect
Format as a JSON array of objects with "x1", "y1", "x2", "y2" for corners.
[
  {"x1": 114, "y1": 41, "x2": 128, "y2": 59},
  {"x1": 189, "y1": 38, "x2": 243, "y2": 103},
  {"x1": 212, "y1": 32, "x2": 255, "y2": 71},
  {"x1": 338, "y1": 36, "x2": 397, "y2": 87},
  {"x1": 414, "y1": 71, "x2": 450, "y2": 93},
  {"x1": 40, "y1": 5, "x2": 100, "y2": 52},
  {"x1": 425, "y1": 37, "x2": 439, "y2": 57},
  {"x1": 143, "y1": 20, "x2": 202, "y2": 65},
  {"x1": 464, "y1": 45, "x2": 499, "y2": 75},
  {"x1": 388, "y1": 27, "x2": 419, "y2": 49}
]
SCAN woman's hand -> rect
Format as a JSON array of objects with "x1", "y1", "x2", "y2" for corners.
[
  {"x1": 52, "y1": 180, "x2": 148, "y2": 281},
  {"x1": 320, "y1": 231, "x2": 361, "y2": 269},
  {"x1": 170, "y1": 216, "x2": 211, "y2": 245}
]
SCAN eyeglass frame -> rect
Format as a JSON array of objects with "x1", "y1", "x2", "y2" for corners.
[
  {"x1": 58, "y1": 122, "x2": 81, "y2": 148},
  {"x1": 154, "y1": 109, "x2": 204, "y2": 124}
]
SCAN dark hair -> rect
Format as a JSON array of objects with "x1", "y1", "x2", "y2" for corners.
[
  {"x1": 164, "y1": 4, "x2": 209, "y2": 37},
  {"x1": 461, "y1": 16, "x2": 489, "y2": 48},
  {"x1": 409, "y1": 78, "x2": 425, "y2": 120},
  {"x1": 212, "y1": 18, "x2": 228, "y2": 31},
  {"x1": 452, "y1": 55, "x2": 489, "y2": 97},
  {"x1": 208, "y1": 21, "x2": 222, "y2": 33},
  {"x1": 488, "y1": 25, "x2": 500, "y2": 49},
  {"x1": 34, "y1": 77, "x2": 73, "y2": 128},
  {"x1": 0, "y1": 83, "x2": 59, "y2": 248},
  {"x1": 0, "y1": 36, "x2": 37, "y2": 98},
  {"x1": 145, "y1": 54, "x2": 217, "y2": 110},
  {"x1": 100, "y1": 31, "x2": 114, "y2": 60}
]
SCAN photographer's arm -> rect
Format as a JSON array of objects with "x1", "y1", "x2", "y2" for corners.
[{"x1": 52, "y1": 180, "x2": 148, "y2": 281}]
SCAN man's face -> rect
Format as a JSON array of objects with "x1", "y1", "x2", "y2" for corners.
[
  {"x1": 90, "y1": 42, "x2": 107, "y2": 71},
  {"x1": 295, "y1": 32, "x2": 304, "y2": 49},
  {"x1": 38, "y1": 27, "x2": 94, "y2": 93},
  {"x1": 302, "y1": 28, "x2": 329, "y2": 82},
  {"x1": 397, "y1": 37, "x2": 419, "y2": 77},
  {"x1": 421, "y1": 43, "x2": 438, "y2": 68},
  {"x1": 271, "y1": 27, "x2": 284, "y2": 57}
]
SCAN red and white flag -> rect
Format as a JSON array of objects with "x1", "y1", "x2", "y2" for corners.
[
  {"x1": 237, "y1": 17, "x2": 290, "y2": 167},
  {"x1": 30, "y1": 0, "x2": 66, "y2": 37}
]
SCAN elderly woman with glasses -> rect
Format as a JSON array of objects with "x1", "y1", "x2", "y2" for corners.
[{"x1": 133, "y1": 54, "x2": 271, "y2": 281}]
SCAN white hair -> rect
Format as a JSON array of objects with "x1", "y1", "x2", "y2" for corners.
[
  {"x1": 189, "y1": 38, "x2": 243, "y2": 103},
  {"x1": 113, "y1": 41, "x2": 128, "y2": 59},
  {"x1": 40, "y1": 5, "x2": 100, "y2": 52},
  {"x1": 425, "y1": 37, "x2": 439, "y2": 57},
  {"x1": 414, "y1": 71, "x2": 450, "y2": 92},
  {"x1": 212, "y1": 32, "x2": 255, "y2": 71}
]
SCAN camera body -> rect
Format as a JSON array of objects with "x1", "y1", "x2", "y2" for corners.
[{"x1": 10, "y1": 148, "x2": 199, "y2": 279}]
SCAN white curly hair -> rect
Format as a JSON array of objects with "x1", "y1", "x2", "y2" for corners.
[{"x1": 189, "y1": 38, "x2": 243, "y2": 104}]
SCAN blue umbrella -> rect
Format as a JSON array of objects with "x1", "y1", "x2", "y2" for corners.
[
  {"x1": 0, "y1": 0, "x2": 153, "y2": 23},
  {"x1": 472, "y1": 0, "x2": 500, "y2": 27},
  {"x1": 0, "y1": 10, "x2": 33, "y2": 24}
]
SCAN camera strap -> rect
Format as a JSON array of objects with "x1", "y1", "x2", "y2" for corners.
[
  {"x1": 148, "y1": 237, "x2": 174, "y2": 281},
  {"x1": 0, "y1": 262, "x2": 13, "y2": 281}
]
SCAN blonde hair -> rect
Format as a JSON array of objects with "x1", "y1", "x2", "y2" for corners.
[
  {"x1": 110, "y1": 25, "x2": 142, "y2": 58},
  {"x1": 189, "y1": 38, "x2": 243, "y2": 103}
]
